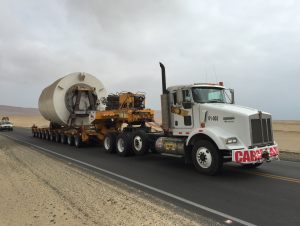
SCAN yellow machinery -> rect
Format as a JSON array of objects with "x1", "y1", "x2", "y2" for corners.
[{"x1": 89, "y1": 92, "x2": 155, "y2": 141}]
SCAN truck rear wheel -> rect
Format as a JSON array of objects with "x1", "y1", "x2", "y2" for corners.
[
  {"x1": 74, "y1": 135, "x2": 83, "y2": 148},
  {"x1": 104, "y1": 133, "x2": 117, "y2": 153},
  {"x1": 132, "y1": 130, "x2": 149, "y2": 155},
  {"x1": 192, "y1": 140, "x2": 222, "y2": 175},
  {"x1": 116, "y1": 133, "x2": 132, "y2": 157},
  {"x1": 67, "y1": 135, "x2": 74, "y2": 146}
]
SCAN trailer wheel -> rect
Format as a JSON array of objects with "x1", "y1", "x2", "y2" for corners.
[
  {"x1": 41, "y1": 132, "x2": 46, "y2": 139},
  {"x1": 67, "y1": 135, "x2": 74, "y2": 146},
  {"x1": 61, "y1": 135, "x2": 67, "y2": 144},
  {"x1": 116, "y1": 133, "x2": 132, "y2": 157},
  {"x1": 32, "y1": 131, "x2": 36, "y2": 137},
  {"x1": 104, "y1": 133, "x2": 117, "y2": 153},
  {"x1": 50, "y1": 133, "x2": 55, "y2": 141},
  {"x1": 45, "y1": 132, "x2": 49, "y2": 140},
  {"x1": 55, "y1": 134, "x2": 60, "y2": 142},
  {"x1": 192, "y1": 140, "x2": 222, "y2": 175},
  {"x1": 74, "y1": 135, "x2": 83, "y2": 148},
  {"x1": 132, "y1": 130, "x2": 150, "y2": 155}
]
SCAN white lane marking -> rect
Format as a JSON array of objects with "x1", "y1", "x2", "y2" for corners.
[{"x1": 2, "y1": 134, "x2": 256, "y2": 226}]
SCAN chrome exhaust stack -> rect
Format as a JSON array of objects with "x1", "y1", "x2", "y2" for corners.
[{"x1": 159, "y1": 62, "x2": 170, "y2": 131}]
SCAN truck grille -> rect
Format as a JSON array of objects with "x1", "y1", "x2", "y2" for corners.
[{"x1": 250, "y1": 117, "x2": 273, "y2": 146}]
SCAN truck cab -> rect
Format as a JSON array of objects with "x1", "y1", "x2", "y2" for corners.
[{"x1": 157, "y1": 63, "x2": 279, "y2": 175}]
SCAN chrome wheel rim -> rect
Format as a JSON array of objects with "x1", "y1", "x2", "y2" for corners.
[
  {"x1": 133, "y1": 136, "x2": 142, "y2": 151},
  {"x1": 117, "y1": 138, "x2": 125, "y2": 153},
  {"x1": 196, "y1": 147, "x2": 212, "y2": 168},
  {"x1": 104, "y1": 137, "x2": 111, "y2": 150}
]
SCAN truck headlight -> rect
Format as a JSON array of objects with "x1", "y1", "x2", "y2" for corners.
[{"x1": 226, "y1": 137, "x2": 238, "y2": 144}]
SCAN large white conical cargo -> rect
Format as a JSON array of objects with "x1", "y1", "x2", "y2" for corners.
[{"x1": 39, "y1": 72, "x2": 106, "y2": 126}]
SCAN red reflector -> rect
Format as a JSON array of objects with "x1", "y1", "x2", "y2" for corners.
[
  {"x1": 219, "y1": 81, "x2": 224, "y2": 86},
  {"x1": 200, "y1": 123, "x2": 205, "y2": 128},
  {"x1": 186, "y1": 132, "x2": 189, "y2": 135},
  {"x1": 179, "y1": 132, "x2": 182, "y2": 134}
]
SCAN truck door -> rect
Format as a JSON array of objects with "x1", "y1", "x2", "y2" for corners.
[{"x1": 171, "y1": 89, "x2": 193, "y2": 130}]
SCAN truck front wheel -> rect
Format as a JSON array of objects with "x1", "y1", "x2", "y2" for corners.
[{"x1": 192, "y1": 140, "x2": 222, "y2": 175}]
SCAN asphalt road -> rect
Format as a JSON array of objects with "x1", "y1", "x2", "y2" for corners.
[{"x1": 2, "y1": 127, "x2": 300, "y2": 226}]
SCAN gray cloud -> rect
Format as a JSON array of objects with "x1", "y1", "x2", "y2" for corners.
[{"x1": 0, "y1": 0, "x2": 299, "y2": 119}]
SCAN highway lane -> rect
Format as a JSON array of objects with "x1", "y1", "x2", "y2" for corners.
[{"x1": 2, "y1": 127, "x2": 300, "y2": 226}]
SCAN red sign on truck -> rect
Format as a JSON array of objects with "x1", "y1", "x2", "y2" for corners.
[{"x1": 232, "y1": 145, "x2": 279, "y2": 164}]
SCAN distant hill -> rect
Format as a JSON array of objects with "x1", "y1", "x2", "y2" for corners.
[{"x1": 0, "y1": 105, "x2": 40, "y2": 116}]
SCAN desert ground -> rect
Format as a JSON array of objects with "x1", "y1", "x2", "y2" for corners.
[{"x1": 0, "y1": 135, "x2": 216, "y2": 226}]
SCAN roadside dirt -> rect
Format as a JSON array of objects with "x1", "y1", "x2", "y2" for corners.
[{"x1": 0, "y1": 135, "x2": 217, "y2": 226}]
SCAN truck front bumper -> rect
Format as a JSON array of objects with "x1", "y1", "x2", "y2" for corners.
[{"x1": 232, "y1": 144, "x2": 279, "y2": 164}]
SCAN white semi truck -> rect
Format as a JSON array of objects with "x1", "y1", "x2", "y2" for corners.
[{"x1": 151, "y1": 63, "x2": 279, "y2": 175}]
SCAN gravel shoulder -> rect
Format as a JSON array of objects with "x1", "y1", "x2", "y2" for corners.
[{"x1": 0, "y1": 135, "x2": 218, "y2": 226}]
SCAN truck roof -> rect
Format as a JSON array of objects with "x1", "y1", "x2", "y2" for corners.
[{"x1": 167, "y1": 83, "x2": 224, "y2": 92}]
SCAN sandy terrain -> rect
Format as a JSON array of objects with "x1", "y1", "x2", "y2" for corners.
[
  {"x1": 273, "y1": 121, "x2": 300, "y2": 153},
  {"x1": 8, "y1": 115, "x2": 49, "y2": 128},
  {"x1": 0, "y1": 135, "x2": 216, "y2": 226}
]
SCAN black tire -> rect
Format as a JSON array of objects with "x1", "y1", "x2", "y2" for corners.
[
  {"x1": 45, "y1": 132, "x2": 49, "y2": 140},
  {"x1": 61, "y1": 134, "x2": 67, "y2": 144},
  {"x1": 191, "y1": 140, "x2": 222, "y2": 175},
  {"x1": 116, "y1": 133, "x2": 132, "y2": 157},
  {"x1": 55, "y1": 134, "x2": 61, "y2": 143},
  {"x1": 242, "y1": 163, "x2": 263, "y2": 169},
  {"x1": 33, "y1": 131, "x2": 36, "y2": 137},
  {"x1": 103, "y1": 133, "x2": 117, "y2": 153},
  {"x1": 74, "y1": 135, "x2": 83, "y2": 148},
  {"x1": 50, "y1": 133, "x2": 55, "y2": 141},
  {"x1": 132, "y1": 130, "x2": 150, "y2": 155},
  {"x1": 67, "y1": 135, "x2": 74, "y2": 146},
  {"x1": 41, "y1": 132, "x2": 46, "y2": 139}
]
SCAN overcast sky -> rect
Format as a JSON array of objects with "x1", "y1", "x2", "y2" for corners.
[{"x1": 0, "y1": 0, "x2": 299, "y2": 119}]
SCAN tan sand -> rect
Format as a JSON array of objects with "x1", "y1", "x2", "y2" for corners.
[
  {"x1": 9, "y1": 115, "x2": 49, "y2": 128},
  {"x1": 273, "y1": 121, "x2": 300, "y2": 153},
  {"x1": 0, "y1": 135, "x2": 215, "y2": 226}
]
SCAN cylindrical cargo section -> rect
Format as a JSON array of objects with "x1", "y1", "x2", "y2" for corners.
[
  {"x1": 39, "y1": 72, "x2": 106, "y2": 127},
  {"x1": 161, "y1": 94, "x2": 170, "y2": 131}
]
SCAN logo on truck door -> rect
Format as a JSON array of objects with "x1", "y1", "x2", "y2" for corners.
[{"x1": 208, "y1": 115, "x2": 218, "y2": 121}]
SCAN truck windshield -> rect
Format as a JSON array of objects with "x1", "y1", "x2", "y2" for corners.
[{"x1": 192, "y1": 87, "x2": 226, "y2": 103}]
